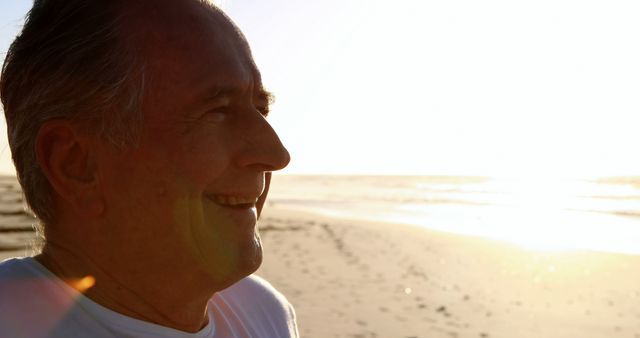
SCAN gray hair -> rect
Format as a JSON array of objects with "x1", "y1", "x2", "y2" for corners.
[{"x1": 0, "y1": 0, "x2": 144, "y2": 236}]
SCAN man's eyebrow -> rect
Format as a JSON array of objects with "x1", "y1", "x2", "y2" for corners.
[
  {"x1": 203, "y1": 87, "x2": 238, "y2": 101},
  {"x1": 202, "y1": 87, "x2": 274, "y2": 105}
]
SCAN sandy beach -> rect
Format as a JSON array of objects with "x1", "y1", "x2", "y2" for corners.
[
  {"x1": 256, "y1": 205, "x2": 640, "y2": 338},
  {"x1": 2, "y1": 175, "x2": 640, "y2": 337}
]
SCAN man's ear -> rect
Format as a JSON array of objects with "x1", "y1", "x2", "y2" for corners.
[{"x1": 35, "y1": 120, "x2": 104, "y2": 217}]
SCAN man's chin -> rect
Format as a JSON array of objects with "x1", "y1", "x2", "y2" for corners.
[
  {"x1": 236, "y1": 234, "x2": 264, "y2": 275},
  {"x1": 211, "y1": 255, "x2": 262, "y2": 291},
  {"x1": 198, "y1": 234, "x2": 263, "y2": 289}
]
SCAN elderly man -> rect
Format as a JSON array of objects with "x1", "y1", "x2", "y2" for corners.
[{"x1": 0, "y1": 0, "x2": 297, "y2": 337}]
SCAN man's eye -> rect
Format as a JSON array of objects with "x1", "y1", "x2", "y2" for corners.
[{"x1": 205, "y1": 109, "x2": 227, "y2": 123}]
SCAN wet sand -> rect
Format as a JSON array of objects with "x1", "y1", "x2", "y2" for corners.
[{"x1": 0, "y1": 176, "x2": 39, "y2": 261}]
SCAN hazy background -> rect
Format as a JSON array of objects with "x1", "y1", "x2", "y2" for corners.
[{"x1": 1, "y1": 0, "x2": 640, "y2": 178}]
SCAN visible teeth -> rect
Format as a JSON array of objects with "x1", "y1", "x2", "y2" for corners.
[{"x1": 212, "y1": 195, "x2": 257, "y2": 206}]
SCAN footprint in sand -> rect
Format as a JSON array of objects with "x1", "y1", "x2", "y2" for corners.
[
  {"x1": 422, "y1": 317, "x2": 436, "y2": 323},
  {"x1": 394, "y1": 315, "x2": 407, "y2": 322}
]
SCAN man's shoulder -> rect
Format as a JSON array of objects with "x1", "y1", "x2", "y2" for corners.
[
  {"x1": 0, "y1": 257, "x2": 26, "y2": 304},
  {"x1": 0, "y1": 257, "x2": 62, "y2": 337},
  {"x1": 214, "y1": 274, "x2": 294, "y2": 317},
  {"x1": 0, "y1": 256, "x2": 61, "y2": 304},
  {"x1": 210, "y1": 275, "x2": 299, "y2": 337},
  {"x1": 0, "y1": 256, "x2": 42, "y2": 295},
  {"x1": 0, "y1": 256, "x2": 32, "y2": 275},
  {"x1": 224, "y1": 275, "x2": 289, "y2": 304}
]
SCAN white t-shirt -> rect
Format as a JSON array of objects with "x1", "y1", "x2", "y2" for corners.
[{"x1": 0, "y1": 257, "x2": 299, "y2": 338}]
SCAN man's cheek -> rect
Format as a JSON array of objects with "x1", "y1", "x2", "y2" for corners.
[{"x1": 170, "y1": 195, "x2": 206, "y2": 247}]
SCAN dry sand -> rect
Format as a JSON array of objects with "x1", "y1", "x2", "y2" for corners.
[
  {"x1": 257, "y1": 206, "x2": 640, "y2": 338},
  {"x1": 2, "y1": 175, "x2": 640, "y2": 337}
]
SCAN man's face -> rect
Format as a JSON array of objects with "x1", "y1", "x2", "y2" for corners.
[{"x1": 95, "y1": 2, "x2": 289, "y2": 286}]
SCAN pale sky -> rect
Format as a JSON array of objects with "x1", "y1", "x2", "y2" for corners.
[{"x1": 1, "y1": 0, "x2": 640, "y2": 178}]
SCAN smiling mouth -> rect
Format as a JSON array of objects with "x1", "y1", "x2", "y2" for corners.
[{"x1": 208, "y1": 195, "x2": 258, "y2": 209}]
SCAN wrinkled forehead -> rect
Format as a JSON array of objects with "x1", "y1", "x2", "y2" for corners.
[{"x1": 120, "y1": 0, "x2": 262, "y2": 97}]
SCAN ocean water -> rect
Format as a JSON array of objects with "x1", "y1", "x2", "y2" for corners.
[{"x1": 269, "y1": 175, "x2": 640, "y2": 255}]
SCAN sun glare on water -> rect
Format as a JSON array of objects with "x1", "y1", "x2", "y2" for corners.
[
  {"x1": 367, "y1": 177, "x2": 640, "y2": 256},
  {"x1": 482, "y1": 179, "x2": 588, "y2": 252},
  {"x1": 271, "y1": 175, "x2": 640, "y2": 256},
  {"x1": 454, "y1": 178, "x2": 640, "y2": 255}
]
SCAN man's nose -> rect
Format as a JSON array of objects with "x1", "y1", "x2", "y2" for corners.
[{"x1": 235, "y1": 113, "x2": 291, "y2": 172}]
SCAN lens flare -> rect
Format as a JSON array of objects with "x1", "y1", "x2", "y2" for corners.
[{"x1": 68, "y1": 276, "x2": 96, "y2": 293}]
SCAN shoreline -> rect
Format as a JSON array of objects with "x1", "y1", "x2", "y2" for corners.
[{"x1": 264, "y1": 202, "x2": 640, "y2": 257}]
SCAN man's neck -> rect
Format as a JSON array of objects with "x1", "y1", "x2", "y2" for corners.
[{"x1": 35, "y1": 243, "x2": 215, "y2": 333}]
